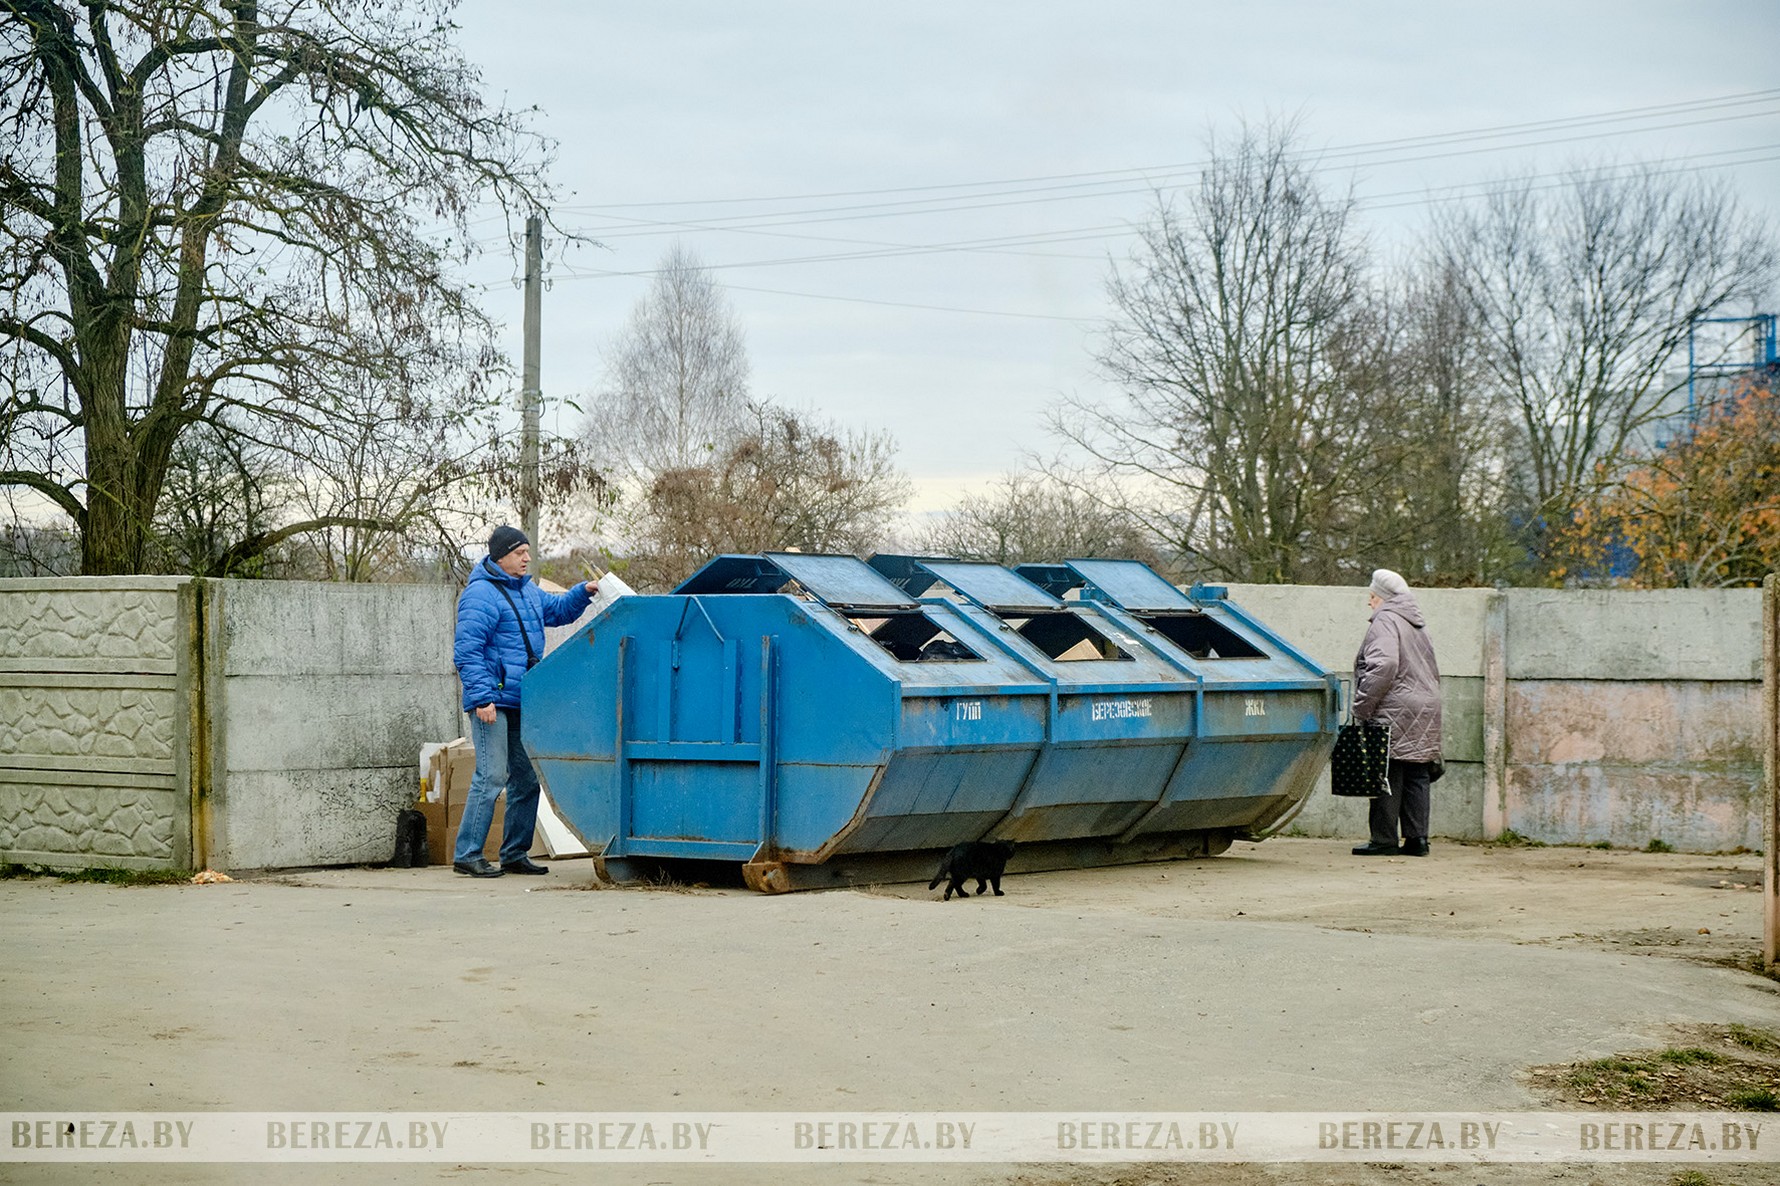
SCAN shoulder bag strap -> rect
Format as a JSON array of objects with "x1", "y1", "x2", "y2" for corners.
[{"x1": 491, "y1": 581, "x2": 539, "y2": 669}]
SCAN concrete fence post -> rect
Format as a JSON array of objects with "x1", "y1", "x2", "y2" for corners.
[
  {"x1": 1764, "y1": 572, "x2": 1778, "y2": 970},
  {"x1": 176, "y1": 579, "x2": 206, "y2": 871},
  {"x1": 1481, "y1": 591, "x2": 1508, "y2": 840}
]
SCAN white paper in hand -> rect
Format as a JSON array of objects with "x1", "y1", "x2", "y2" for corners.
[
  {"x1": 588, "y1": 570, "x2": 635, "y2": 614},
  {"x1": 543, "y1": 570, "x2": 635, "y2": 655}
]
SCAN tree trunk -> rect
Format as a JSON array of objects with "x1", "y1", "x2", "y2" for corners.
[{"x1": 80, "y1": 401, "x2": 149, "y2": 575}]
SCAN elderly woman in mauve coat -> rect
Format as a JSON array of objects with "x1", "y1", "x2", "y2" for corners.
[{"x1": 1350, "y1": 569, "x2": 1443, "y2": 857}]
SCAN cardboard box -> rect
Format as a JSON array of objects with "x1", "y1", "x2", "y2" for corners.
[
  {"x1": 418, "y1": 737, "x2": 503, "y2": 865},
  {"x1": 416, "y1": 736, "x2": 550, "y2": 866}
]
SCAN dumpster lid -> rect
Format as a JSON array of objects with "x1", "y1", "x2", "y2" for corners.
[
  {"x1": 1059, "y1": 558, "x2": 1195, "y2": 611},
  {"x1": 676, "y1": 553, "x2": 919, "y2": 611},
  {"x1": 912, "y1": 559, "x2": 1063, "y2": 614},
  {"x1": 763, "y1": 552, "x2": 919, "y2": 612},
  {"x1": 674, "y1": 554, "x2": 794, "y2": 596},
  {"x1": 865, "y1": 553, "x2": 947, "y2": 598},
  {"x1": 1012, "y1": 563, "x2": 1081, "y2": 599}
]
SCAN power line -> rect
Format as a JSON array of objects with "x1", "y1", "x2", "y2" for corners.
[
  {"x1": 482, "y1": 146, "x2": 1780, "y2": 325},
  {"x1": 1362, "y1": 149, "x2": 1780, "y2": 212},
  {"x1": 551, "y1": 106, "x2": 1780, "y2": 242},
  {"x1": 438, "y1": 93, "x2": 1780, "y2": 256},
  {"x1": 522, "y1": 145, "x2": 1780, "y2": 281},
  {"x1": 717, "y1": 284, "x2": 1098, "y2": 324},
  {"x1": 555, "y1": 88, "x2": 1780, "y2": 213}
]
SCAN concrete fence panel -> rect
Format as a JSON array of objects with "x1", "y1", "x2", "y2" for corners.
[
  {"x1": 0, "y1": 577, "x2": 196, "y2": 870},
  {"x1": 201, "y1": 580, "x2": 461, "y2": 871},
  {"x1": 1503, "y1": 588, "x2": 1765, "y2": 853},
  {"x1": 1219, "y1": 584, "x2": 1763, "y2": 851}
]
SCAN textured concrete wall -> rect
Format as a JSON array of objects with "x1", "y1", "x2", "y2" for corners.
[
  {"x1": 1506, "y1": 589, "x2": 1762, "y2": 681},
  {"x1": 1501, "y1": 588, "x2": 1764, "y2": 853},
  {"x1": 202, "y1": 580, "x2": 461, "y2": 870},
  {"x1": 1226, "y1": 584, "x2": 1493, "y2": 678},
  {"x1": 0, "y1": 578, "x2": 194, "y2": 870}
]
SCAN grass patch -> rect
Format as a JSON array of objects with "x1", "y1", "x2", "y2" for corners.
[
  {"x1": 1716, "y1": 953, "x2": 1780, "y2": 984},
  {"x1": 1645, "y1": 838, "x2": 1676, "y2": 853},
  {"x1": 1492, "y1": 828, "x2": 1546, "y2": 848},
  {"x1": 1671, "y1": 1173, "x2": 1719, "y2": 1186},
  {"x1": 1591, "y1": 839, "x2": 1614, "y2": 849},
  {"x1": 1727, "y1": 1025, "x2": 1780, "y2": 1055},
  {"x1": 1654, "y1": 1047, "x2": 1727, "y2": 1066},
  {"x1": 1533, "y1": 1028, "x2": 1780, "y2": 1110},
  {"x1": 57, "y1": 866, "x2": 192, "y2": 886},
  {"x1": 1725, "y1": 1087, "x2": 1780, "y2": 1111},
  {"x1": 1566, "y1": 1056, "x2": 1664, "y2": 1101}
]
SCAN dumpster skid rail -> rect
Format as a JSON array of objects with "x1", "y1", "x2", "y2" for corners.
[{"x1": 521, "y1": 553, "x2": 1340, "y2": 892}]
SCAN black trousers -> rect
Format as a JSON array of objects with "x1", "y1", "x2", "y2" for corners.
[{"x1": 1368, "y1": 759, "x2": 1434, "y2": 846}]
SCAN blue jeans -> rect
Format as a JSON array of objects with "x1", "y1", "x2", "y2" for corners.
[{"x1": 453, "y1": 709, "x2": 541, "y2": 865}]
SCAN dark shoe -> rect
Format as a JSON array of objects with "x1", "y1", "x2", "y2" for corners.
[
  {"x1": 502, "y1": 857, "x2": 549, "y2": 875},
  {"x1": 1401, "y1": 840, "x2": 1430, "y2": 857},
  {"x1": 453, "y1": 858, "x2": 503, "y2": 878},
  {"x1": 1351, "y1": 842, "x2": 1400, "y2": 856}
]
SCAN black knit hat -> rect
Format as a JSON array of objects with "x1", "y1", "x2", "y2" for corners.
[{"x1": 488, "y1": 524, "x2": 529, "y2": 562}]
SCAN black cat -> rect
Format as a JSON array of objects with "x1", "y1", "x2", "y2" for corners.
[
  {"x1": 390, "y1": 808, "x2": 429, "y2": 868},
  {"x1": 928, "y1": 839, "x2": 1016, "y2": 901}
]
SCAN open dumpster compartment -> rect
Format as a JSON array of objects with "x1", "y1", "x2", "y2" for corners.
[
  {"x1": 870, "y1": 555, "x2": 1202, "y2": 845},
  {"x1": 523, "y1": 552, "x2": 1339, "y2": 892},
  {"x1": 1017, "y1": 559, "x2": 1340, "y2": 840}
]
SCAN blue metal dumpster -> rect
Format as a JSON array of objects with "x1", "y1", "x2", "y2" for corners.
[{"x1": 522, "y1": 552, "x2": 1339, "y2": 892}]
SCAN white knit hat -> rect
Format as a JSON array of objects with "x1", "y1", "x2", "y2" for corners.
[{"x1": 1369, "y1": 568, "x2": 1409, "y2": 599}]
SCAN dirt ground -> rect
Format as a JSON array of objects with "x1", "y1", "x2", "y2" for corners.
[
  {"x1": 935, "y1": 838, "x2": 1780, "y2": 1186},
  {"x1": 4, "y1": 836, "x2": 1779, "y2": 1186},
  {"x1": 866, "y1": 835, "x2": 1771, "y2": 970}
]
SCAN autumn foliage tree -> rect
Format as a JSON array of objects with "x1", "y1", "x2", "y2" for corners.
[{"x1": 1554, "y1": 376, "x2": 1780, "y2": 588}]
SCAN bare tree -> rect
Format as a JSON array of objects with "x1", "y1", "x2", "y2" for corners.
[
  {"x1": 0, "y1": 0, "x2": 555, "y2": 575},
  {"x1": 0, "y1": 515, "x2": 78, "y2": 575},
  {"x1": 149, "y1": 419, "x2": 285, "y2": 576},
  {"x1": 914, "y1": 471, "x2": 1159, "y2": 568},
  {"x1": 588, "y1": 242, "x2": 752, "y2": 482},
  {"x1": 1437, "y1": 164, "x2": 1777, "y2": 564},
  {"x1": 628, "y1": 402, "x2": 909, "y2": 591},
  {"x1": 1056, "y1": 121, "x2": 1398, "y2": 584},
  {"x1": 257, "y1": 375, "x2": 489, "y2": 582},
  {"x1": 1359, "y1": 257, "x2": 1522, "y2": 585}
]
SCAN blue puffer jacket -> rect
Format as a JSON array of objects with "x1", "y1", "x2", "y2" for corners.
[{"x1": 454, "y1": 557, "x2": 593, "y2": 711}]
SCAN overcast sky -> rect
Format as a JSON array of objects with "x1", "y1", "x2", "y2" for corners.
[{"x1": 448, "y1": 1, "x2": 1780, "y2": 513}]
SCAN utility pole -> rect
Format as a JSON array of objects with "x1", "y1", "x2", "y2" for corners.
[
  {"x1": 1765, "y1": 572, "x2": 1778, "y2": 970},
  {"x1": 521, "y1": 213, "x2": 542, "y2": 545}
]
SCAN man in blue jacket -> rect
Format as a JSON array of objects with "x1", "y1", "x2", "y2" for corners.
[{"x1": 452, "y1": 524, "x2": 597, "y2": 877}]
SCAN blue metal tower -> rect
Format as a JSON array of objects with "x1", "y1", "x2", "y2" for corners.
[{"x1": 1687, "y1": 312, "x2": 1778, "y2": 414}]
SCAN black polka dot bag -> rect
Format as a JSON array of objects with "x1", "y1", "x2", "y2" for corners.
[{"x1": 1330, "y1": 718, "x2": 1391, "y2": 797}]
